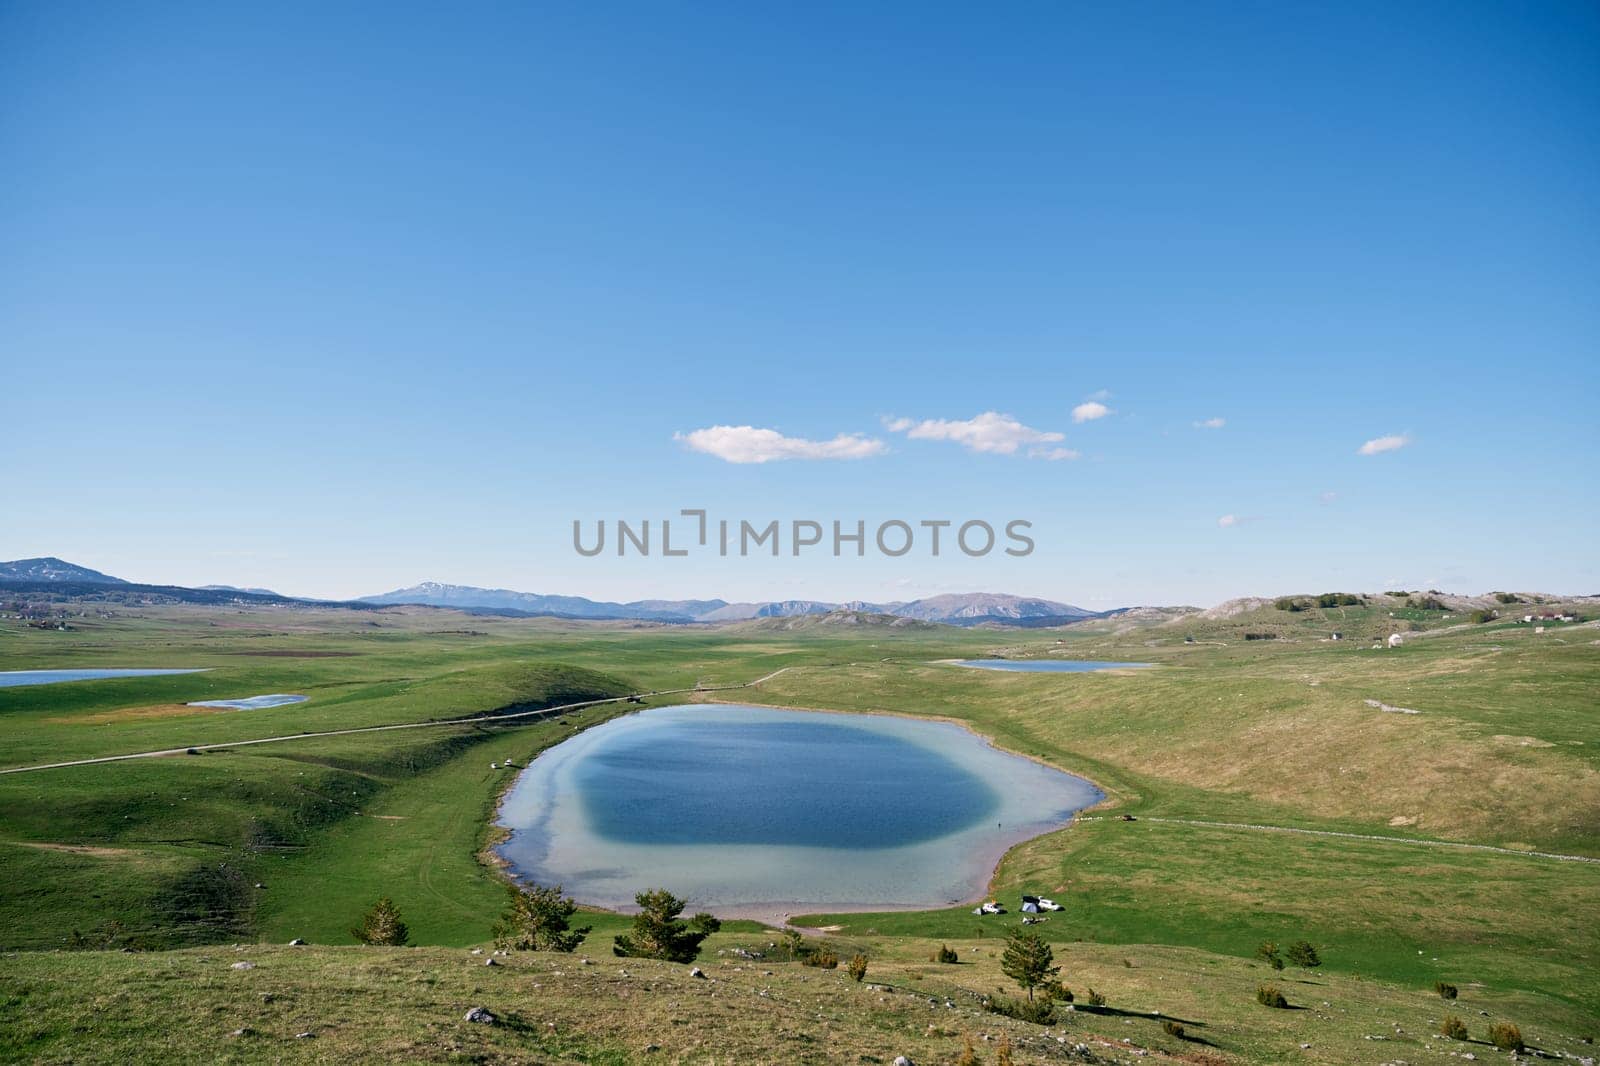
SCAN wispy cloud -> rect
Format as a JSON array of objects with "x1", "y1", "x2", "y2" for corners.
[
  {"x1": 1194, "y1": 417, "x2": 1226, "y2": 429},
  {"x1": 1358, "y1": 433, "x2": 1411, "y2": 456},
  {"x1": 884, "y1": 411, "x2": 1075, "y2": 459},
  {"x1": 1217, "y1": 514, "x2": 1240, "y2": 528},
  {"x1": 1086, "y1": 388, "x2": 1112, "y2": 402},
  {"x1": 1319, "y1": 490, "x2": 1339, "y2": 504},
  {"x1": 675, "y1": 425, "x2": 886, "y2": 464},
  {"x1": 1071, "y1": 401, "x2": 1112, "y2": 423}
]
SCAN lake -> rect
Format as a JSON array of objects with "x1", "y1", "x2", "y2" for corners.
[
  {"x1": 187, "y1": 694, "x2": 308, "y2": 710},
  {"x1": 0, "y1": 668, "x2": 207, "y2": 688},
  {"x1": 954, "y1": 659, "x2": 1151, "y2": 672},
  {"x1": 496, "y1": 704, "x2": 1100, "y2": 918}
]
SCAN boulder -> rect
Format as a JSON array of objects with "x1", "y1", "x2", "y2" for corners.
[
  {"x1": 463, "y1": 1007, "x2": 497, "y2": 1025},
  {"x1": 689, "y1": 967, "x2": 705, "y2": 979},
  {"x1": 288, "y1": 938, "x2": 305, "y2": 946},
  {"x1": 230, "y1": 961, "x2": 255, "y2": 971}
]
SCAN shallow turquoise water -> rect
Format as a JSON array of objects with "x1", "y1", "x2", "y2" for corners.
[
  {"x1": 0, "y1": 668, "x2": 206, "y2": 688},
  {"x1": 497, "y1": 704, "x2": 1100, "y2": 914},
  {"x1": 955, "y1": 659, "x2": 1151, "y2": 672}
]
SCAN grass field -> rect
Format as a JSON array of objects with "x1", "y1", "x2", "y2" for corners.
[{"x1": 1, "y1": 598, "x2": 1596, "y2": 1062}]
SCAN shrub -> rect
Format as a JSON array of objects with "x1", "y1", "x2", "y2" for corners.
[
  {"x1": 1163, "y1": 1020, "x2": 1186, "y2": 1039},
  {"x1": 1317, "y1": 592, "x2": 1363, "y2": 608},
  {"x1": 985, "y1": 995, "x2": 1057, "y2": 1025},
  {"x1": 804, "y1": 949, "x2": 839, "y2": 969},
  {"x1": 1468, "y1": 608, "x2": 1498, "y2": 624},
  {"x1": 1084, "y1": 988, "x2": 1107, "y2": 1007},
  {"x1": 1435, "y1": 981, "x2": 1458, "y2": 1000},
  {"x1": 1440, "y1": 1014, "x2": 1468, "y2": 1040},
  {"x1": 1273, "y1": 597, "x2": 1309, "y2": 612},
  {"x1": 996, "y1": 1034, "x2": 1015, "y2": 1066},
  {"x1": 351, "y1": 897, "x2": 409, "y2": 946},
  {"x1": 956, "y1": 1034, "x2": 979, "y2": 1066},
  {"x1": 847, "y1": 953, "x2": 868, "y2": 982},
  {"x1": 934, "y1": 944, "x2": 960, "y2": 964},
  {"x1": 1489, "y1": 1022, "x2": 1524, "y2": 1053},
  {"x1": 1039, "y1": 979, "x2": 1073, "y2": 1004},
  {"x1": 1286, "y1": 939, "x2": 1321, "y2": 968},
  {"x1": 1412, "y1": 595, "x2": 1447, "y2": 611},
  {"x1": 493, "y1": 882, "x2": 590, "y2": 953},
  {"x1": 1255, "y1": 940, "x2": 1284, "y2": 970},
  {"x1": 612, "y1": 888, "x2": 718, "y2": 962},
  {"x1": 1257, "y1": 984, "x2": 1288, "y2": 1009},
  {"x1": 1495, "y1": 592, "x2": 1522, "y2": 604}
]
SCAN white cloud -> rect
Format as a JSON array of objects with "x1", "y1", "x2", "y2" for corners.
[
  {"x1": 1071, "y1": 401, "x2": 1112, "y2": 423},
  {"x1": 1217, "y1": 514, "x2": 1240, "y2": 528},
  {"x1": 884, "y1": 411, "x2": 1069, "y2": 458},
  {"x1": 675, "y1": 425, "x2": 886, "y2": 464},
  {"x1": 1194, "y1": 417, "x2": 1226, "y2": 429},
  {"x1": 1319, "y1": 490, "x2": 1339, "y2": 504},
  {"x1": 1358, "y1": 433, "x2": 1411, "y2": 456},
  {"x1": 1086, "y1": 388, "x2": 1112, "y2": 402}
]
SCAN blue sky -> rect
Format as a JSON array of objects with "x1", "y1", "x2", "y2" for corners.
[{"x1": 3, "y1": 2, "x2": 1596, "y2": 606}]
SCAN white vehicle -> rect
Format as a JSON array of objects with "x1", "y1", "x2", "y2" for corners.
[{"x1": 1037, "y1": 897, "x2": 1063, "y2": 911}]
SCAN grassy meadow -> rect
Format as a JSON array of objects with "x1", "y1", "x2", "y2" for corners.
[{"x1": 0, "y1": 598, "x2": 1596, "y2": 1063}]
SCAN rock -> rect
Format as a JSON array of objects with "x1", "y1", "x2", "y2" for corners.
[
  {"x1": 463, "y1": 1007, "x2": 497, "y2": 1024},
  {"x1": 484, "y1": 957, "x2": 498, "y2": 966},
  {"x1": 893, "y1": 1058, "x2": 915, "y2": 1066},
  {"x1": 470, "y1": 949, "x2": 483, "y2": 955},
  {"x1": 294, "y1": 1032, "x2": 314, "y2": 1039},
  {"x1": 229, "y1": 1027, "x2": 253, "y2": 1038},
  {"x1": 642, "y1": 1044, "x2": 661, "y2": 1053},
  {"x1": 230, "y1": 961, "x2": 255, "y2": 970},
  {"x1": 689, "y1": 967, "x2": 705, "y2": 979},
  {"x1": 288, "y1": 938, "x2": 305, "y2": 946}
]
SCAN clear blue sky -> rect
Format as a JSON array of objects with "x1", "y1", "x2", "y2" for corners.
[{"x1": 4, "y1": 1, "x2": 1596, "y2": 606}]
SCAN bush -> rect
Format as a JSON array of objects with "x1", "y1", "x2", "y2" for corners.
[
  {"x1": 1435, "y1": 981, "x2": 1458, "y2": 1000},
  {"x1": 985, "y1": 995, "x2": 1057, "y2": 1025},
  {"x1": 493, "y1": 882, "x2": 590, "y2": 953},
  {"x1": 934, "y1": 944, "x2": 960, "y2": 964},
  {"x1": 1039, "y1": 979, "x2": 1073, "y2": 1004},
  {"x1": 996, "y1": 1034, "x2": 1015, "y2": 1066},
  {"x1": 1163, "y1": 1020, "x2": 1186, "y2": 1039},
  {"x1": 1468, "y1": 608, "x2": 1498, "y2": 624},
  {"x1": 1440, "y1": 1014, "x2": 1468, "y2": 1040},
  {"x1": 1495, "y1": 592, "x2": 1522, "y2": 604},
  {"x1": 1286, "y1": 939, "x2": 1321, "y2": 968},
  {"x1": 1257, "y1": 984, "x2": 1288, "y2": 1008},
  {"x1": 1412, "y1": 595, "x2": 1447, "y2": 611},
  {"x1": 1274, "y1": 597, "x2": 1308, "y2": 612},
  {"x1": 803, "y1": 949, "x2": 839, "y2": 969},
  {"x1": 1255, "y1": 940, "x2": 1284, "y2": 970},
  {"x1": 1084, "y1": 988, "x2": 1107, "y2": 1007},
  {"x1": 351, "y1": 897, "x2": 409, "y2": 946},
  {"x1": 1489, "y1": 1022, "x2": 1524, "y2": 1053},
  {"x1": 1317, "y1": 592, "x2": 1363, "y2": 608},
  {"x1": 956, "y1": 1034, "x2": 979, "y2": 1066},
  {"x1": 847, "y1": 953, "x2": 868, "y2": 982}
]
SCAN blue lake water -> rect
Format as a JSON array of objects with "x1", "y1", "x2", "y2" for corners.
[
  {"x1": 0, "y1": 668, "x2": 207, "y2": 688},
  {"x1": 187, "y1": 694, "x2": 308, "y2": 710},
  {"x1": 497, "y1": 704, "x2": 1101, "y2": 916},
  {"x1": 955, "y1": 659, "x2": 1151, "y2": 672}
]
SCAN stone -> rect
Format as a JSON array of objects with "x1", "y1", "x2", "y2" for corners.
[
  {"x1": 893, "y1": 1058, "x2": 914, "y2": 1066},
  {"x1": 229, "y1": 1027, "x2": 253, "y2": 1038},
  {"x1": 230, "y1": 961, "x2": 255, "y2": 970},
  {"x1": 689, "y1": 967, "x2": 705, "y2": 979},
  {"x1": 288, "y1": 938, "x2": 305, "y2": 946},
  {"x1": 463, "y1": 1007, "x2": 497, "y2": 1025},
  {"x1": 294, "y1": 1032, "x2": 314, "y2": 1039},
  {"x1": 484, "y1": 957, "x2": 498, "y2": 966}
]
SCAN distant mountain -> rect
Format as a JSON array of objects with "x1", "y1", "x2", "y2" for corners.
[
  {"x1": 890, "y1": 592, "x2": 1094, "y2": 626},
  {"x1": 200, "y1": 584, "x2": 280, "y2": 596},
  {"x1": 358, "y1": 583, "x2": 1098, "y2": 627},
  {"x1": 0, "y1": 557, "x2": 127, "y2": 585},
  {"x1": 358, "y1": 582, "x2": 727, "y2": 622}
]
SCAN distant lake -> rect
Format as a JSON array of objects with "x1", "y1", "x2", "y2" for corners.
[
  {"x1": 0, "y1": 668, "x2": 207, "y2": 688},
  {"x1": 497, "y1": 704, "x2": 1100, "y2": 916},
  {"x1": 187, "y1": 694, "x2": 307, "y2": 710},
  {"x1": 955, "y1": 659, "x2": 1151, "y2": 672}
]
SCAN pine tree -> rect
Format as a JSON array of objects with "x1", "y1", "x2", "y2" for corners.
[
  {"x1": 493, "y1": 882, "x2": 590, "y2": 952},
  {"x1": 1000, "y1": 929, "x2": 1060, "y2": 1002},
  {"x1": 612, "y1": 888, "x2": 719, "y2": 962},
  {"x1": 351, "y1": 897, "x2": 409, "y2": 946}
]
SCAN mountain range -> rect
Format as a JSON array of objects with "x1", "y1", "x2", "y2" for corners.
[
  {"x1": 357, "y1": 581, "x2": 1098, "y2": 627},
  {"x1": 1, "y1": 557, "x2": 1101, "y2": 627}
]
